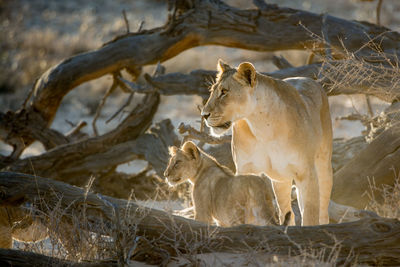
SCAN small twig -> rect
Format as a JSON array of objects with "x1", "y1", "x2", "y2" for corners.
[
  {"x1": 272, "y1": 55, "x2": 293, "y2": 70},
  {"x1": 92, "y1": 78, "x2": 118, "y2": 136},
  {"x1": 336, "y1": 113, "x2": 369, "y2": 123},
  {"x1": 22, "y1": 79, "x2": 38, "y2": 109},
  {"x1": 336, "y1": 113, "x2": 374, "y2": 133},
  {"x1": 178, "y1": 123, "x2": 231, "y2": 144},
  {"x1": 65, "y1": 120, "x2": 87, "y2": 138},
  {"x1": 122, "y1": 10, "x2": 130, "y2": 33},
  {"x1": 115, "y1": 76, "x2": 135, "y2": 93},
  {"x1": 137, "y1": 21, "x2": 145, "y2": 32},
  {"x1": 106, "y1": 92, "x2": 134, "y2": 124},
  {"x1": 106, "y1": 63, "x2": 165, "y2": 124},
  {"x1": 115, "y1": 76, "x2": 154, "y2": 93},
  {"x1": 153, "y1": 61, "x2": 165, "y2": 76}
]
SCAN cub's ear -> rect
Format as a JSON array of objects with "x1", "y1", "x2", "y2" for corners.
[
  {"x1": 168, "y1": 146, "x2": 178, "y2": 156},
  {"x1": 217, "y1": 59, "x2": 232, "y2": 74},
  {"x1": 181, "y1": 141, "x2": 200, "y2": 160},
  {"x1": 235, "y1": 62, "x2": 256, "y2": 87}
]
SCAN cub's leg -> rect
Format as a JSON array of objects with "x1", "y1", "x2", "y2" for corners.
[
  {"x1": 315, "y1": 156, "x2": 333, "y2": 225},
  {"x1": 296, "y1": 167, "x2": 320, "y2": 226},
  {"x1": 272, "y1": 180, "x2": 295, "y2": 226},
  {"x1": 194, "y1": 203, "x2": 213, "y2": 225},
  {"x1": 0, "y1": 224, "x2": 12, "y2": 248}
]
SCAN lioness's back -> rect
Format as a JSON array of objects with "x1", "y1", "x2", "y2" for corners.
[{"x1": 283, "y1": 77, "x2": 325, "y2": 108}]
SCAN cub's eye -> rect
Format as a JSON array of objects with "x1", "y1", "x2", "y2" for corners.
[
  {"x1": 174, "y1": 160, "x2": 182, "y2": 167},
  {"x1": 219, "y1": 88, "x2": 228, "y2": 98}
]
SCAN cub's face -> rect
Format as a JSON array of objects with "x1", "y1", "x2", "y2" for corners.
[
  {"x1": 202, "y1": 60, "x2": 257, "y2": 136},
  {"x1": 163, "y1": 143, "x2": 199, "y2": 185}
]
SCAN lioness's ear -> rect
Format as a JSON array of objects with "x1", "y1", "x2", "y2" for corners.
[
  {"x1": 181, "y1": 141, "x2": 200, "y2": 160},
  {"x1": 217, "y1": 59, "x2": 232, "y2": 74},
  {"x1": 235, "y1": 62, "x2": 256, "y2": 87},
  {"x1": 168, "y1": 146, "x2": 178, "y2": 156}
]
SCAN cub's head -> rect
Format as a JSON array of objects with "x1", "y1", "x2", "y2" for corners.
[
  {"x1": 201, "y1": 60, "x2": 257, "y2": 136},
  {"x1": 163, "y1": 141, "x2": 201, "y2": 185}
]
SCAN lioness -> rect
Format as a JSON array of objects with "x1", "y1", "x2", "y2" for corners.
[
  {"x1": 164, "y1": 141, "x2": 281, "y2": 226},
  {"x1": 201, "y1": 60, "x2": 333, "y2": 226}
]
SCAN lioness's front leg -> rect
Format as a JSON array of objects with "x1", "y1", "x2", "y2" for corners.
[
  {"x1": 296, "y1": 167, "x2": 320, "y2": 226},
  {"x1": 272, "y1": 180, "x2": 295, "y2": 226}
]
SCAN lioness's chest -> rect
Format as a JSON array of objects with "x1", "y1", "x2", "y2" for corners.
[{"x1": 232, "y1": 121, "x2": 302, "y2": 180}]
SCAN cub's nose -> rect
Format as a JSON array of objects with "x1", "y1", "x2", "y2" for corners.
[
  {"x1": 163, "y1": 170, "x2": 169, "y2": 177},
  {"x1": 201, "y1": 111, "x2": 210, "y2": 120}
]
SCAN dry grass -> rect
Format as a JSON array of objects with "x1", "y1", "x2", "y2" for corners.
[{"x1": 367, "y1": 176, "x2": 400, "y2": 219}]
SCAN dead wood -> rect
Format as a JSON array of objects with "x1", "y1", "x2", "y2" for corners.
[
  {"x1": 332, "y1": 136, "x2": 368, "y2": 173},
  {"x1": 332, "y1": 124, "x2": 400, "y2": 209},
  {"x1": 2, "y1": 93, "x2": 160, "y2": 199},
  {"x1": 1, "y1": 172, "x2": 399, "y2": 266},
  {"x1": 0, "y1": 248, "x2": 117, "y2": 267}
]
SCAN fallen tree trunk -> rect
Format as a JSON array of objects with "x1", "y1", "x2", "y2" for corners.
[
  {"x1": 0, "y1": 249, "x2": 117, "y2": 267},
  {"x1": 1, "y1": 172, "x2": 399, "y2": 265}
]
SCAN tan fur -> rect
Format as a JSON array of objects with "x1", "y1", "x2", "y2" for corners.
[
  {"x1": 164, "y1": 141, "x2": 280, "y2": 227},
  {"x1": 201, "y1": 60, "x2": 333, "y2": 226},
  {"x1": 0, "y1": 206, "x2": 47, "y2": 248}
]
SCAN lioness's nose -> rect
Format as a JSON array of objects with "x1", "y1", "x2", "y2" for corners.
[{"x1": 201, "y1": 111, "x2": 210, "y2": 120}]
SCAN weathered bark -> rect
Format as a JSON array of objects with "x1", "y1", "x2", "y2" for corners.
[
  {"x1": 1, "y1": 172, "x2": 399, "y2": 266},
  {"x1": 332, "y1": 124, "x2": 400, "y2": 209},
  {"x1": 332, "y1": 136, "x2": 368, "y2": 173}
]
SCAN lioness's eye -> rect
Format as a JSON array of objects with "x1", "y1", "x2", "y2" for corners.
[{"x1": 220, "y1": 88, "x2": 228, "y2": 98}]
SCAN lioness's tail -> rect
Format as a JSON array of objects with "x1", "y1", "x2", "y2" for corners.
[{"x1": 282, "y1": 211, "x2": 292, "y2": 226}]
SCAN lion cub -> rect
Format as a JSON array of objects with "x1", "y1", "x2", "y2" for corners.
[
  {"x1": 164, "y1": 141, "x2": 280, "y2": 227},
  {"x1": 0, "y1": 206, "x2": 47, "y2": 248}
]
